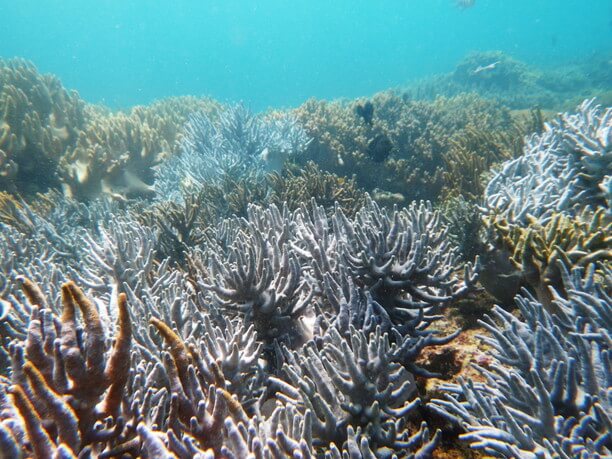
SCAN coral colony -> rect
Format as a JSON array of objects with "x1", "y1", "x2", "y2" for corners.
[{"x1": 0, "y1": 54, "x2": 610, "y2": 459}]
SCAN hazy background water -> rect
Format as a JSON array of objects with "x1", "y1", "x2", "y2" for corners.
[{"x1": 2, "y1": 0, "x2": 611, "y2": 110}]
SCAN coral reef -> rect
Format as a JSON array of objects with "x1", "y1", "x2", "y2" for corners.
[
  {"x1": 426, "y1": 99, "x2": 611, "y2": 458},
  {"x1": 480, "y1": 100, "x2": 612, "y2": 305},
  {"x1": 0, "y1": 58, "x2": 86, "y2": 194},
  {"x1": 0, "y1": 187, "x2": 478, "y2": 457},
  {"x1": 0, "y1": 59, "x2": 221, "y2": 200},
  {"x1": 273, "y1": 326, "x2": 441, "y2": 456},
  {"x1": 484, "y1": 99, "x2": 611, "y2": 223},
  {"x1": 485, "y1": 209, "x2": 611, "y2": 311},
  {"x1": 294, "y1": 91, "x2": 517, "y2": 203},
  {"x1": 155, "y1": 103, "x2": 311, "y2": 202},
  {"x1": 267, "y1": 161, "x2": 367, "y2": 217},
  {"x1": 430, "y1": 263, "x2": 611, "y2": 459},
  {"x1": 59, "y1": 110, "x2": 169, "y2": 200},
  {"x1": 0, "y1": 49, "x2": 609, "y2": 459},
  {"x1": 410, "y1": 50, "x2": 612, "y2": 110}
]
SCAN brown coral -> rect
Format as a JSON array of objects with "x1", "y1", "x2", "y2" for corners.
[
  {"x1": 1, "y1": 279, "x2": 132, "y2": 456},
  {"x1": 268, "y1": 161, "x2": 366, "y2": 217},
  {"x1": 59, "y1": 110, "x2": 168, "y2": 200}
]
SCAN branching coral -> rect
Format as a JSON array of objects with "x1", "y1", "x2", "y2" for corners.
[
  {"x1": 140, "y1": 188, "x2": 210, "y2": 264},
  {"x1": 0, "y1": 58, "x2": 86, "y2": 194},
  {"x1": 155, "y1": 103, "x2": 311, "y2": 202},
  {"x1": 484, "y1": 99, "x2": 612, "y2": 224},
  {"x1": 294, "y1": 91, "x2": 515, "y2": 203},
  {"x1": 201, "y1": 204, "x2": 314, "y2": 358},
  {"x1": 0, "y1": 277, "x2": 314, "y2": 458},
  {"x1": 131, "y1": 96, "x2": 222, "y2": 154},
  {"x1": 268, "y1": 161, "x2": 366, "y2": 217},
  {"x1": 443, "y1": 124, "x2": 523, "y2": 200},
  {"x1": 430, "y1": 263, "x2": 611, "y2": 459},
  {"x1": 480, "y1": 99, "x2": 612, "y2": 306},
  {"x1": 485, "y1": 209, "x2": 611, "y2": 312},
  {"x1": 59, "y1": 110, "x2": 169, "y2": 200},
  {"x1": 273, "y1": 325, "x2": 441, "y2": 457},
  {"x1": 0, "y1": 280, "x2": 131, "y2": 456},
  {"x1": 333, "y1": 197, "x2": 478, "y2": 328}
]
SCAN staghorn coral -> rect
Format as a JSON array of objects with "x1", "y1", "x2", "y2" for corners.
[
  {"x1": 0, "y1": 276, "x2": 315, "y2": 458},
  {"x1": 430, "y1": 263, "x2": 611, "y2": 459},
  {"x1": 268, "y1": 161, "x2": 366, "y2": 217},
  {"x1": 480, "y1": 99, "x2": 612, "y2": 306},
  {"x1": 138, "y1": 309, "x2": 310, "y2": 458},
  {"x1": 200, "y1": 203, "x2": 314, "y2": 359},
  {"x1": 59, "y1": 109, "x2": 169, "y2": 200},
  {"x1": 442, "y1": 124, "x2": 523, "y2": 200},
  {"x1": 439, "y1": 195, "x2": 484, "y2": 263},
  {"x1": 155, "y1": 103, "x2": 311, "y2": 203},
  {"x1": 484, "y1": 99, "x2": 612, "y2": 224},
  {"x1": 272, "y1": 325, "x2": 441, "y2": 457},
  {"x1": 485, "y1": 209, "x2": 612, "y2": 312},
  {"x1": 294, "y1": 91, "x2": 514, "y2": 202},
  {"x1": 196, "y1": 172, "x2": 272, "y2": 220},
  {"x1": 0, "y1": 188, "x2": 487, "y2": 459},
  {"x1": 333, "y1": 197, "x2": 478, "y2": 327},
  {"x1": 0, "y1": 58, "x2": 87, "y2": 195},
  {"x1": 139, "y1": 188, "x2": 210, "y2": 264},
  {"x1": 0, "y1": 280, "x2": 132, "y2": 456},
  {"x1": 130, "y1": 96, "x2": 222, "y2": 155}
]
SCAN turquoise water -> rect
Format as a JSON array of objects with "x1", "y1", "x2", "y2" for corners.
[{"x1": 2, "y1": 0, "x2": 612, "y2": 109}]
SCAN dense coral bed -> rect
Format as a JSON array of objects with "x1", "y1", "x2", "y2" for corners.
[{"x1": 0, "y1": 55, "x2": 610, "y2": 459}]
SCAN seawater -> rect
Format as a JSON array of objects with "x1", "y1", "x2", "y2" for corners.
[{"x1": 2, "y1": 0, "x2": 611, "y2": 110}]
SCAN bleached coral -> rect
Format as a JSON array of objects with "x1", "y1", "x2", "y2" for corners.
[
  {"x1": 333, "y1": 197, "x2": 478, "y2": 332},
  {"x1": 430, "y1": 263, "x2": 611, "y2": 459},
  {"x1": 272, "y1": 325, "x2": 441, "y2": 456},
  {"x1": 484, "y1": 99, "x2": 612, "y2": 223},
  {"x1": 155, "y1": 103, "x2": 310, "y2": 202}
]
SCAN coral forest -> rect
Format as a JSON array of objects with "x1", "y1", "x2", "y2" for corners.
[{"x1": 0, "y1": 53, "x2": 610, "y2": 459}]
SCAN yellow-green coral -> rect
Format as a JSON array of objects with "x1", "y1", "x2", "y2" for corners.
[
  {"x1": 59, "y1": 110, "x2": 169, "y2": 200},
  {"x1": 0, "y1": 58, "x2": 86, "y2": 193},
  {"x1": 485, "y1": 209, "x2": 612, "y2": 311},
  {"x1": 268, "y1": 161, "x2": 366, "y2": 217},
  {"x1": 293, "y1": 91, "x2": 516, "y2": 202},
  {"x1": 443, "y1": 125, "x2": 523, "y2": 200},
  {"x1": 131, "y1": 96, "x2": 222, "y2": 154}
]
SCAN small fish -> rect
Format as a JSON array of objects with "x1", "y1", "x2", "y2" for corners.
[
  {"x1": 367, "y1": 133, "x2": 393, "y2": 163},
  {"x1": 455, "y1": 0, "x2": 475, "y2": 9},
  {"x1": 473, "y1": 61, "x2": 500, "y2": 75},
  {"x1": 355, "y1": 101, "x2": 374, "y2": 125},
  {"x1": 259, "y1": 147, "x2": 288, "y2": 172}
]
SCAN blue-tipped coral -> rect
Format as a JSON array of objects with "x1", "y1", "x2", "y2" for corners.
[
  {"x1": 484, "y1": 99, "x2": 611, "y2": 224},
  {"x1": 430, "y1": 262, "x2": 611, "y2": 459},
  {"x1": 272, "y1": 325, "x2": 441, "y2": 457},
  {"x1": 154, "y1": 103, "x2": 311, "y2": 202},
  {"x1": 332, "y1": 196, "x2": 479, "y2": 335}
]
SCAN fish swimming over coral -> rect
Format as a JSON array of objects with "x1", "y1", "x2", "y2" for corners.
[
  {"x1": 367, "y1": 132, "x2": 393, "y2": 163},
  {"x1": 0, "y1": 4, "x2": 611, "y2": 454},
  {"x1": 473, "y1": 61, "x2": 500, "y2": 75},
  {"x1": 355, "y1": 100, "x2": 374, "y2": 125}
]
